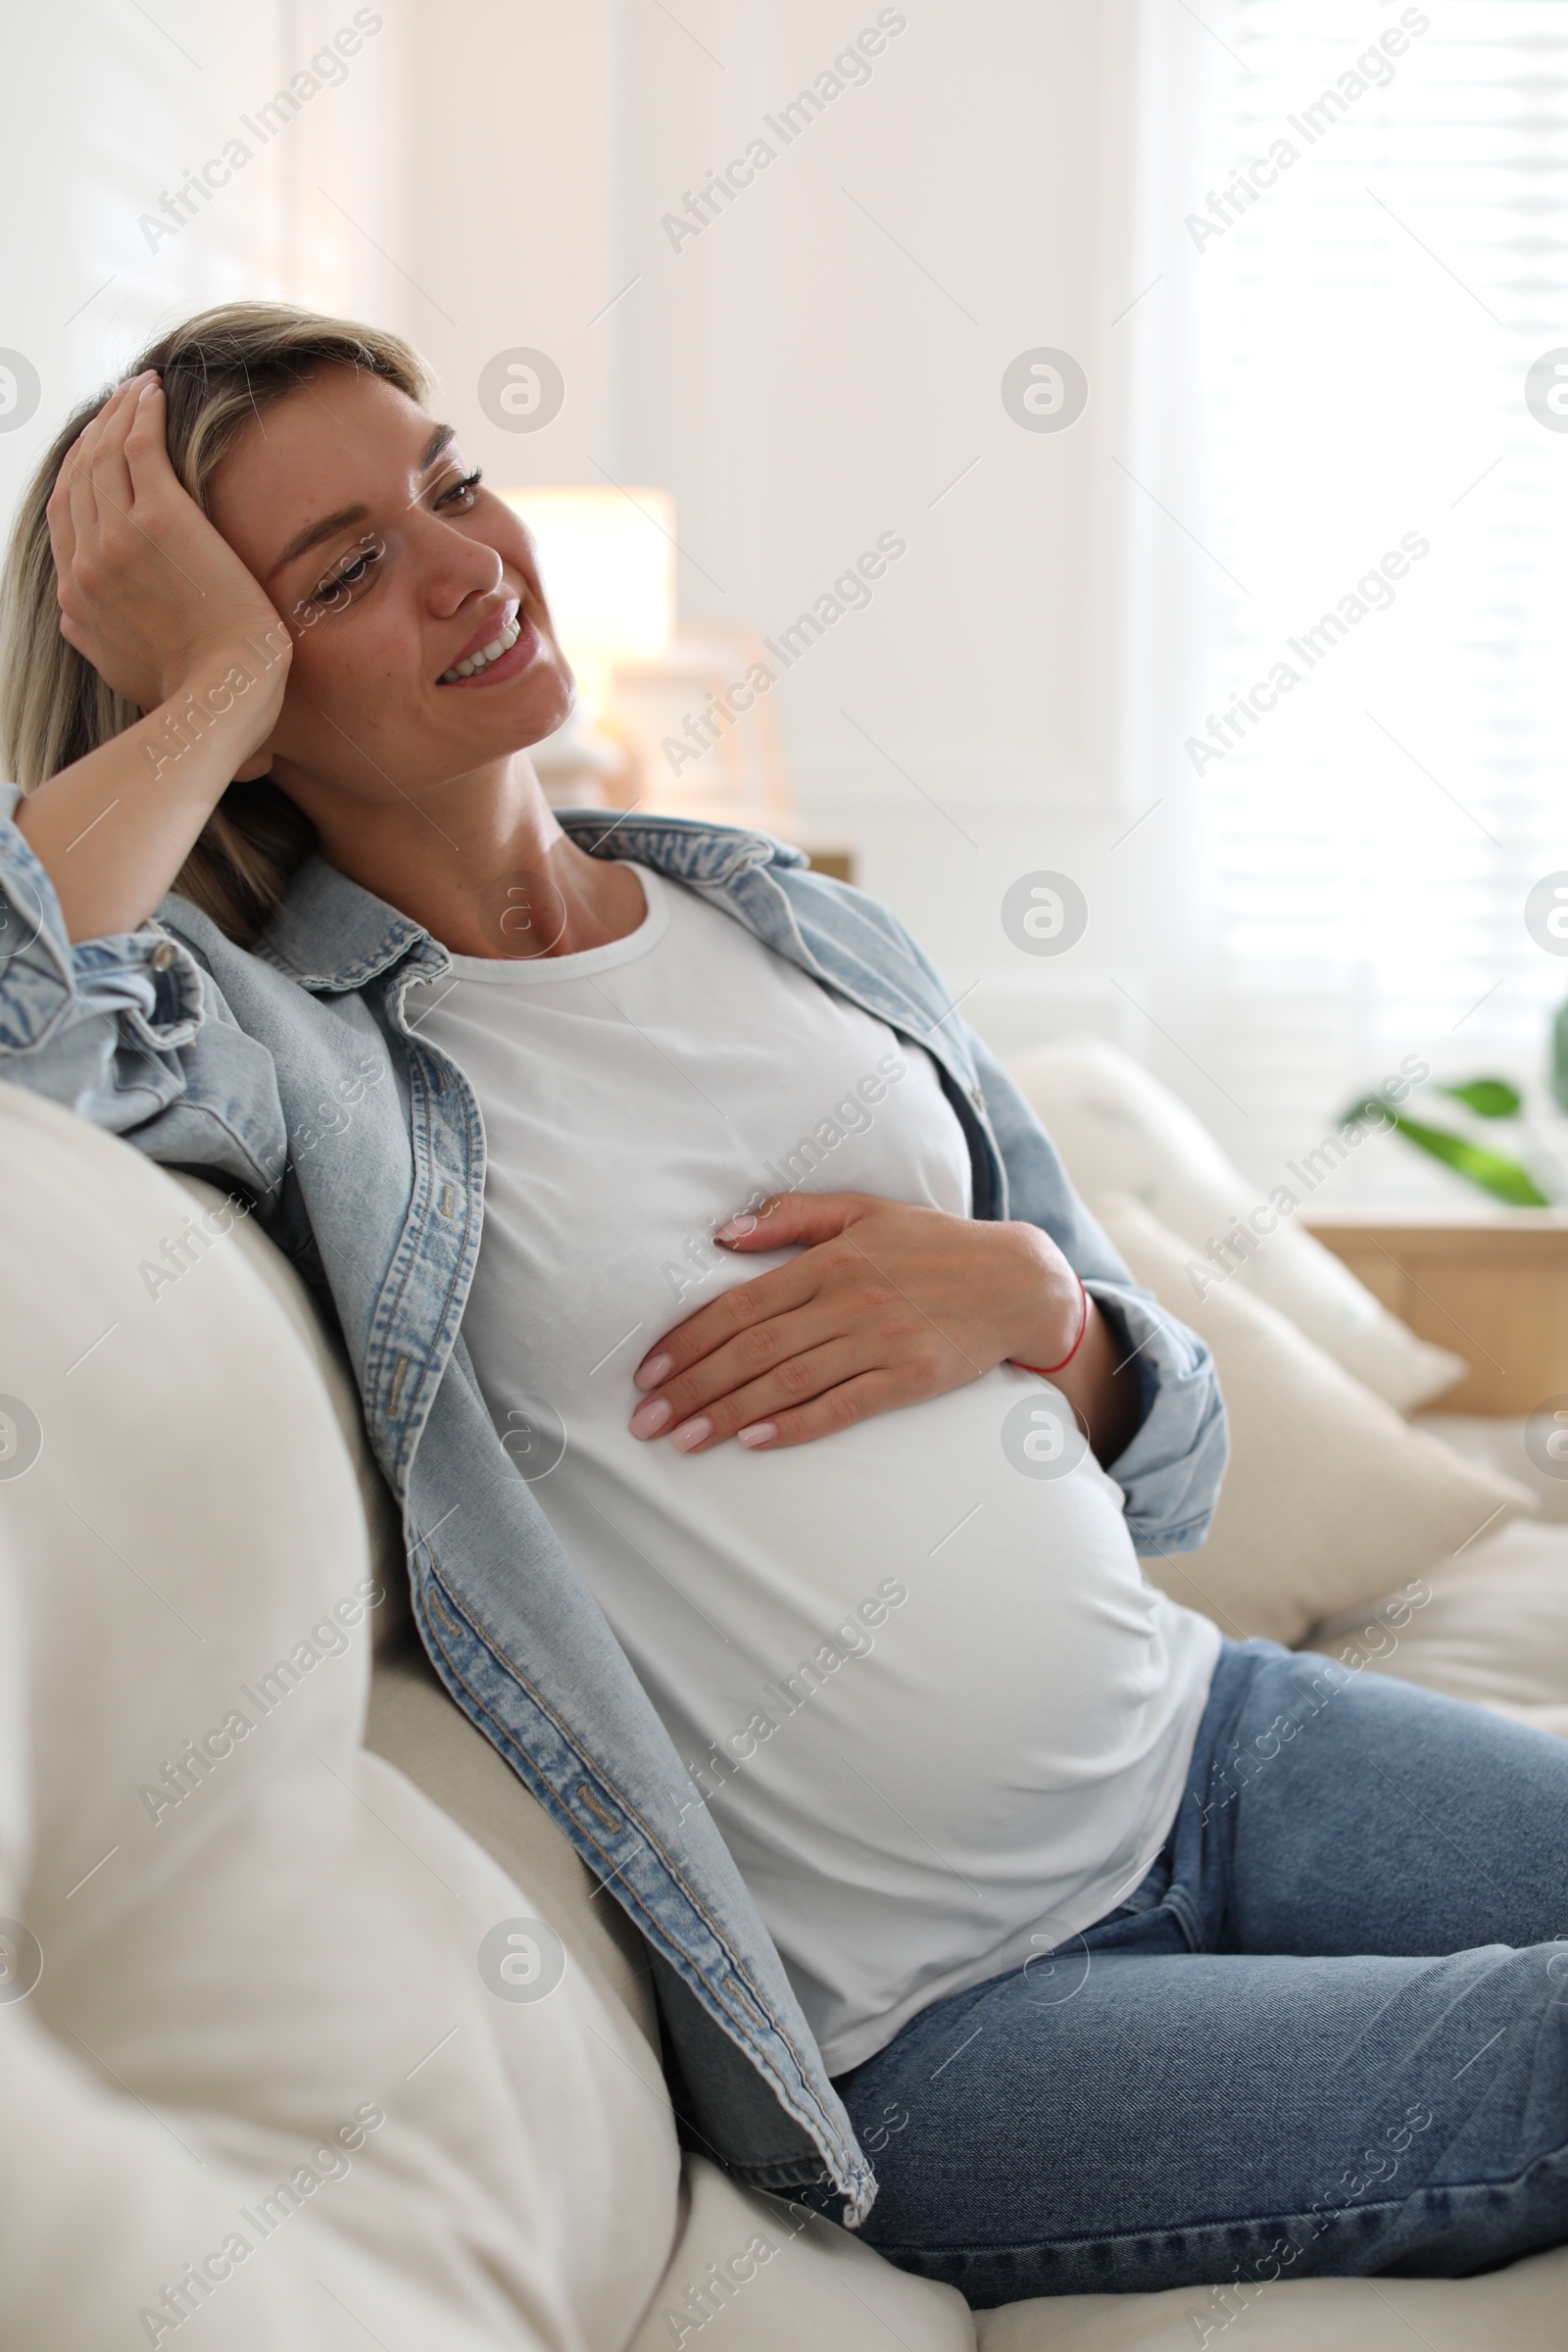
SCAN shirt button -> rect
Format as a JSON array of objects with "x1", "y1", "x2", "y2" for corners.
[
  {"x1": 150, "y1": 941, "x2": 178, "y2": 972},
  {"x1": 970, "y1": 1084, "x2": 986, "y2": 1112}
]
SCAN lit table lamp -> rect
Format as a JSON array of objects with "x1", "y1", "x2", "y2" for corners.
[{"x1": 500, "y1": 485, "x2": 674, "y2": 806}]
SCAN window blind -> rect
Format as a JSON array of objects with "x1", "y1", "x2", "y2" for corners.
[{"x1": 1194, "y1": 0, "x2": 1568, "y2": 1158}]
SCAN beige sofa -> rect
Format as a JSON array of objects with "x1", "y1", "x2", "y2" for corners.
[{"x1": 2, "y1": 1075, "x2": 1566, "y2": 2351}]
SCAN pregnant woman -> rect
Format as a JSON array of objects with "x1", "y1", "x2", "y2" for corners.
[{"x1": 2, "y1": 304, "x2": 1565, "y2": 2303}]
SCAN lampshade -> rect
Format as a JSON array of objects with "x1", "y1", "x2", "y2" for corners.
[{"x1": 500, "y1": 485, "x2": 675, "y2": 685}]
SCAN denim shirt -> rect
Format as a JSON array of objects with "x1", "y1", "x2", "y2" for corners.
[{"x1": 0, "y1": 790, "x2": 1227, "y2": 2221}]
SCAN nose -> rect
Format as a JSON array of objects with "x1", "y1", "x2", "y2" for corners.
[{"x1": 415, "y1": 509, "x2": 505, "y2": 618}]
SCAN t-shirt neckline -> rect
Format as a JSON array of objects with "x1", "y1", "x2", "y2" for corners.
[{"x1": 434, "y1": 861, "x2": 667, "y2": 984}]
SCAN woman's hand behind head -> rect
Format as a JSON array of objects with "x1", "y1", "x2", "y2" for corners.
[
  {"x1": 17, "y1": 372, "x2": 300, "y2": 941},
  {"x1": 47, "y1": 370, "x2": 290, "y2": 755}
]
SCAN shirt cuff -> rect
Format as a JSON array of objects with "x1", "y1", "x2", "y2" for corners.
[
  {"x1": 1084, "y1": 1277, "x2": 1229, "y2": 1556},
  {"x1": 0, "y1": 790, "x2": 206, "y2": 1054}
]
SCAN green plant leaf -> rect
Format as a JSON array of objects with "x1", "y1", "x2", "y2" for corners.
[
  {"x1": 1384, "y1": 1113, "x2": 1548, "y2": 1205},
  {"x1": 1339, "y1": 1096, "x2": 1550, "y2": 1204},
  {"x1": 1437, "y1": 1077, "x2": 1523, "y2": 1119}
]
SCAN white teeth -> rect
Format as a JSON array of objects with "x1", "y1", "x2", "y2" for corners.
[{"x1": 439, "y1": 614, "x2": 522, "y2": 684}]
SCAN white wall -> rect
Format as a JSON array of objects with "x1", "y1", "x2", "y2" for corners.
[
  {"x1": 0, "y1": 2, "x2": 416, "y2": 474},
  {"x1": 613, "y1": 0, "x2": 1141, "y2": 1062}
]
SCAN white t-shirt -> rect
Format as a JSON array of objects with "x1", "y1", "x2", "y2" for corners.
[{"x1": 412, "y1": 863, "x2": 1219, "y2": 2073}]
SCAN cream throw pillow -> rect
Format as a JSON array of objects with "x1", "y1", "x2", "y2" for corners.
[
  {"x1": 1309, "y1": 1518, "x2": 1568, "y2": 1734},
  {"x1": 1095, "y1": 1194, "x2": 1532, "y2": 1645},
  {"x1": 1010, "y1": 1036, "x2": 1464, "y2": 1412}
]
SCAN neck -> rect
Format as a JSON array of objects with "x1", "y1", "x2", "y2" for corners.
[{"x1": 273, "y1": 749, "x2": 646, "y2": 958}]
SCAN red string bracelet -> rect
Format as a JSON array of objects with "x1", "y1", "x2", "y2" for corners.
[{"x1": 1009, "y1": 1275, "x2": 1090, "y2": 1380}]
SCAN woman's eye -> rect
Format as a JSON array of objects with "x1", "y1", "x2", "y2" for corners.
[
  {"x1": 305, "y1": 539, "x2": 385, "y2": 612},
  {"x1": 435, "y1": 467, "x2": 483, "y2": 511}
]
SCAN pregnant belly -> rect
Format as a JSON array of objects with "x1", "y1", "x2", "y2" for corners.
[{"x1": 543, "y1": 1363, "x2": 1180, "y2": 1849}]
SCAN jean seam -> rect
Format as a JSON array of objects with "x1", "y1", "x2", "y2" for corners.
[
  {"x1": 1160, "y1": 1880, "x2": 1207, "y2": 1952},
  {"x1": 861, "y1": 2178, "x2": 1519, "y2": 2266}
]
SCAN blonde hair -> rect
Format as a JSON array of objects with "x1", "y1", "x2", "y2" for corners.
[{"x1": 0, "y1": 301, "x2": 434, "y2": 945}]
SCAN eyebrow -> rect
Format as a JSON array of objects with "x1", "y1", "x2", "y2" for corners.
[
  {"x1": 419, "y1": 422, "x2": 457, "y2": 475},
  {"x1": 266, "y1": 423, "x2": 460, "y2": 578}
]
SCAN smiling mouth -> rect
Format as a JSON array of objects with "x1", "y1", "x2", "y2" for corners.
[{"x1": 438, "y1": 612, "x2": 524, "y2": 684}]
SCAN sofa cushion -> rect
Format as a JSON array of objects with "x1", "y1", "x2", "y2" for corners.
[
  {"x1": 170, "y1": 1170, "x2": 412, "y2": 1657},
  {"x1": 973, "y1": 2242, "x2": 1568, "y2": 2350},
  {"x1": 0, "y1": 1084, "x2": 679, "y2": 2351},
  {"x1": 1009, "y1": 1037, "x2": 1464, "y2": 1411},
  {"x1": 366, "y1": 1649, "x2": 664, "y2": 2060},
  {"x1": 1094, "y1": 1195, "x2": 1532, "y2": 1645},
  {"x1": 625, "y1": 2157, "x2": 974, "y2": 2352},
  {"x1": 1308, "y1": 1516, "x2": 1568, "y2": 1731}
]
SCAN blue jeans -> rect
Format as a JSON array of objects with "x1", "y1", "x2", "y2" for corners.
[{"x1": 821, "y1": 1639, "x2": 1568, "y2": 2305}]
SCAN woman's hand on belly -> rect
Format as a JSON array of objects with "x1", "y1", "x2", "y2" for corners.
[{"x1": 627, "y1": 1192, "x2": 1142, "y2": 1466}]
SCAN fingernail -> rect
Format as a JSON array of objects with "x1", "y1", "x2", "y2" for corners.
[
  {"x1": 736, "y1": 1422, "x2": 777, "y2": 1448},
  {"x1": 635, "y1": 1351, "x2": 673, "y2": 1390},
  {"x1": 668, "y1": 1415, "x2": 712, "y2": 1452},
  {"x1": 714, "y1": 1214, "x2": 758, "y2": 1242},
  {"x1": 629, "y1": 1397, "x2": 672, "y2": 1439}
]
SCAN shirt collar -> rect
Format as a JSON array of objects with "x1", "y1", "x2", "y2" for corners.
[{"x1": 250, "y1": 809, "x2": 807, "y2": 993}]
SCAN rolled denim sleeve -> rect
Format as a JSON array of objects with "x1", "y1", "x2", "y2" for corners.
[
  {"x1": 0, "y1": 784, "x2": 210, "y2": 1122},
  {"x1": 0, "y1": 786, "x2": 286, "y2": 1195},
  {"x1": 961, "y1": 1019, "x2": 1229, "y2": 1556}
]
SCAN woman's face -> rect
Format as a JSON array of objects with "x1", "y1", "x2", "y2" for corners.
[{"x1": 205, "y1": 365, "x2": 574, "y2": 808}]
